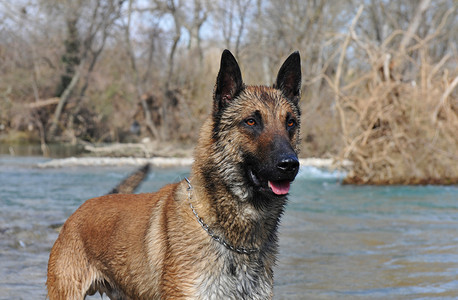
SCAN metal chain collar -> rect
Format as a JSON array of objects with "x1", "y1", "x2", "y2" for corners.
[{"x1": 184, "y1": 178, "x2": 258, "y2": 255}]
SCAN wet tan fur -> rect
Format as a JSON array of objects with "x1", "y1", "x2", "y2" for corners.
[{"x1": 47, "y1": 52, "x2": 301, "y2": 299}]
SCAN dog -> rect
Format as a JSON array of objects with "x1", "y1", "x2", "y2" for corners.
[{"x1": 47, "y1": 49, "x2": 302, "y2": 299}]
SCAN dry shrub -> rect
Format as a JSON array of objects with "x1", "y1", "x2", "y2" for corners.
[
  {"x1": 330, "y1": 5, "x2": 458, "y2": 184},
  {"x1": 337, "y1": 50, "x2": 457, "y2": 184}
]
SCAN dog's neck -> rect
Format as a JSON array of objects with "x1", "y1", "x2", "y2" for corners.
[
  {"x1": 184, "y1": 177, "x2": 259, "y2": 255},
  {"x1": 187, "y1": 169, "x2": 285, "y2": 256}
]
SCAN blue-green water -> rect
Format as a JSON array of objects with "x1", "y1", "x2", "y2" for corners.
[{"x1": 1, "y1": 156, "x2": 457, "y2": 299}]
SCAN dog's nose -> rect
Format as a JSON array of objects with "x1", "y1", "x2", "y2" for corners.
[{"x1": 277, "y1": 156, "x2": 299, "y2": 174}]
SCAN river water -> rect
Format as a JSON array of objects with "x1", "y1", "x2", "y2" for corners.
[{"x1": 0, "y1": 156, "x2": 457, "y2": 299}]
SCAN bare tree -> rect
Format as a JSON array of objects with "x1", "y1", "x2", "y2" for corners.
[
  {"x1": 48, "y1": 0, "x2": 125, "y2": 139},
  {"x1": 150, "y1": 0, "x2": 184, "y2": 87},
  {"x1": 398, "y1": 0, "x2": 432, "y2": 53},
  {"x1": 123, "y1": 0, "x2": 161, "y2": 140},
  {"x1": 184, "y1": 0, "x2": 209, "y2": 62},
  {"x1": 214, "y1": 0, "x2": 253, "y2": 58}
]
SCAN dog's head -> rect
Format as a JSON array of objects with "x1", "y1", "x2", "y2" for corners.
[{"x1": 208, "y1": 50, "x2": 301, "y2": 203}]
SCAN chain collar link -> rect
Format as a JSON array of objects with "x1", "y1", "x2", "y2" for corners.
[{"x1": 184, "y1": 178, "x2": 258, "y2": 255}]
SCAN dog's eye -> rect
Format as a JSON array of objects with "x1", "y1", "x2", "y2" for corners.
[
  {"x1": 246, "y1": 119, "x2": 256, "y2": 126},
  {"x1": 287, "y1": 119, "x2": 296, "y2": 129}
]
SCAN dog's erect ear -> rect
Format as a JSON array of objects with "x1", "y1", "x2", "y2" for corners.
[
  {"x1": 214, "y1": 50, "x2": 243, "y2": 114},
  {"x1": 275, "y1": 51, "x2": 301, "y2": 105}
]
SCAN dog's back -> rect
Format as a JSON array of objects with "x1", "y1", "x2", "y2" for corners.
[
  {"x1": 47, "y1": 187, "x2": 170, "y2": 299},
  {"x1": 47, "y1": 50, "x2": 301, "y2": 299}
]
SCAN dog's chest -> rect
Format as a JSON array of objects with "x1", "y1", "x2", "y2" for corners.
[{"x1": 195, "y1": 252, "x2": 273, "y2": 299}]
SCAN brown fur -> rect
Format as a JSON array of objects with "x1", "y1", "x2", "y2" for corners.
[{"x1": 47, "y1": 50, "x2": 302, "y2": 299}]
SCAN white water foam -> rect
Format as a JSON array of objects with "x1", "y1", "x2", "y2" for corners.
[
  {"x1": 297, "y1": 165, "x2": 347, "y2": 179},
  {"x1": 37, "y1": 157, "x2": 194, "y2": 168},
  {"x1": 36, "y1": 156, "x2": 349, "y2": 180}
]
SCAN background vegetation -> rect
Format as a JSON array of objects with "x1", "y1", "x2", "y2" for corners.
[{"x1": 0, "y1": 0, "x2": 456, "y2": 183}]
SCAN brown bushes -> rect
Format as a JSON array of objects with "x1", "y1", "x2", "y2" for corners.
[
  {"x1": 333, "y1": 7, "x2": 458, "y2": 185},
  {"x1": 340, "y1": 75, "x2": 458, "y2": 185}
]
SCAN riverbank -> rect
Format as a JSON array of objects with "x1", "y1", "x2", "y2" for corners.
[
  {"x1": 0, "y1": 141, "x2": 345, "y2": 170},
  {"x1": 37, "y1": 156, "x2": 352, "y2": 171},
  {"x1": 2, "y1": 140, "x2": 352, "y2": 172},
  {"x1": 5, "y1": 141, "x2": 456, "y2": 185}
]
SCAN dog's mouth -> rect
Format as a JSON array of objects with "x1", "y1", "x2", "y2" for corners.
[{"x1": 249, "y1": 169, "x2": 291, "y2": 196}]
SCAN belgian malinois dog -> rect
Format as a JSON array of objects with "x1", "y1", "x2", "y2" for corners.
[{"x1": 47, "y1": 49, "x2": 301, "y2": 299}]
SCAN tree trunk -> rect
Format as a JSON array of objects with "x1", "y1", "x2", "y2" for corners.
[
  {"x1": 125, "y1": 0, "x2": 161, "y2": 140},
  {"x1": 399, "y1": 0, "x2": 431, "y2": 53},
  {"x1": 48, "y1": 65, "x2": 82, "y2": 138}
]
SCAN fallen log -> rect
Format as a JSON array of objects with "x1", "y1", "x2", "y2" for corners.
[
  {"x1": 50, "y1": 163, "x2": 151, "y2": 231},
  {"x1": 27, "y1": 98, "x2": 60, "y2": 108},
  {"x1": 108, "y1": 163, "x2": 150, "y2": 194}
]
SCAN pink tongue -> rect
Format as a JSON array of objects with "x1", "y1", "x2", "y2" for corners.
[{"x1": 268, "y1": 181, "x2": 290, "y2": 195}]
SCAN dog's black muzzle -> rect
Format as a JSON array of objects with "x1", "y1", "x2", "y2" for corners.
[{"x1": 247, "y1": 137, "x2": 299, "y2": 196}]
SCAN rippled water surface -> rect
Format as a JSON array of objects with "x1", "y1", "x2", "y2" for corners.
[{"x1": 1, "y1": 156, "x2": 457, "y2": 299}]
